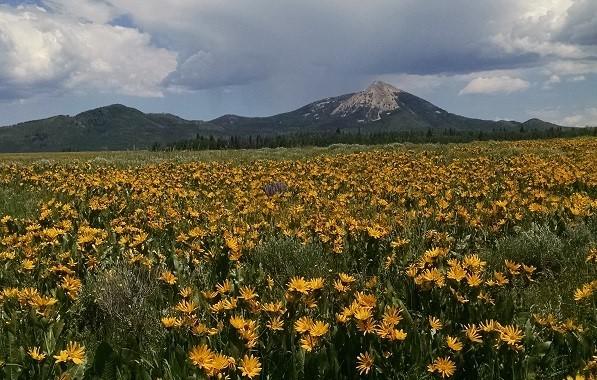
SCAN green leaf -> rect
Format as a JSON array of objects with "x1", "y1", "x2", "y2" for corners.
[{"x1": 87, "y1": 341, "x2": 114, "y2": 377}]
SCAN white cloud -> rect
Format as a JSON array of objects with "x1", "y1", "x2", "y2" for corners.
[
  {"x1": 459, "y1": 76, "x2": 530, "y2": 95},
  {"x1": 559, "y1": 108, "x2": 597, "y2": 126},
  {"x1": 547, "y1": 74, "x2": 561, "y2": 83},
  {"x1": 42, "y1": 0, "x2": 119, "y2": 24},
  {"x1": 540, "y1": 60, "x2": 597, "y2": 85},
  {"x1": 528, "y1": 106, "x2": 597, "y2": 127},
  {"x1": 543, "y1": 74, "x2": 561, "y2": 89},
  {"x1": 545, "y1": 60, "x2": 597, "y2": 76},
  {"x1": 488, "y1": 0, "x2": 597, "y2": 65},
  {"x1": 491, "y1": 33, "x2": 585, "y2": 59},
  {"x1": 0, "y1": 5, "x2": 177, "y2": 99}
]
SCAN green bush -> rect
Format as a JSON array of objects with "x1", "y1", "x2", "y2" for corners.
[{"x1": 494, "y1": 223, "x2": 566, "y2": 274}]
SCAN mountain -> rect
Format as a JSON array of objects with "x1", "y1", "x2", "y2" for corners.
[
  {"x1": 0, "y1": 104, "x2": 224, "y2": 152},
  {"x1": 332, "y1": 81, "x2": 402, "y2": 121},
  {"x1": 204, "y1": 81, "x2": 533, "y2": 135},
  {"x1": 0, "y1": 81, "x2": 564, "y2": 152}
]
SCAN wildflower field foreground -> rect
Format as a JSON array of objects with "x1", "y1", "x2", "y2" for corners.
[{"x1": 0, "y1": 138, "x2": 596, "y2": 379}]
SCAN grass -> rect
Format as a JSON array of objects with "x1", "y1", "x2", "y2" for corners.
[
  {"x1": 0, "y1": 185, "x2": 50, "y2": 219},
  {"x1": 0, "y1": 136, "x2": 593, "y2": 166}
]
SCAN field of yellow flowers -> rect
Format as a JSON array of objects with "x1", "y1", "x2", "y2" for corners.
[{"x1": 0, "y1": 138, "x2": 596, "y2": 379}]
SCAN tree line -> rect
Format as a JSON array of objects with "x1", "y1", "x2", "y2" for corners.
[{"x1": 153, "y1": 126, "x2": 597, "y2": 151}]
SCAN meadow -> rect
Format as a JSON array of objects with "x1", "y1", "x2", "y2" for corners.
[{"x1": 0, "y1": 138, "x2": 595, "y2": 379}]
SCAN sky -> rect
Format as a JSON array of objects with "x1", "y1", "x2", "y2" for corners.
[{"x1": 0, "y1": 0, "x2": 596, "y2": 127}]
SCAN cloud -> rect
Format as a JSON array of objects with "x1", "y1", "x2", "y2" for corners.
[
  {"x1": 164, "y1": 50, "x2": 272, "y2": 91},
  {"x1": 543, "y1": 74, "x2": 561, "y2": 89},
  {"x1": 490, "y1": 33, "x2": 585, "y2": 59},
  {"x1": 0, "y1": 4, "x2": 176, "y2": 100},
  {"x1": 528, "y1": 106, "x2": 597, "y2": 127},
  {"x1": 91, "y1": 0, "x2": 597, "y2": 94},
  {"x1": 539, "y1": 59, "x2": 597, "y2": 85},
  {"x1": 99, "y1": 0, "x2": 576, "y2": 90},
  {"x1": 557, "y1": 0, "x2": 597, "y2": 46},
  {"x1": 377, "y1": 74, "x2": 452, "y2": 94},
  {"x1": 545, "y1": 60, "x2": 597, "y2": 77},
  {"x1": 42, "y1": 0, "x2": 118, "y2": 23},
  {"x1": 459, "y1": 76, "x2": 530, "y2": 95},
  {"x1": 559, "y1": 108, "x2": 597, "y2": 126},
  {"x1": 487, "y1": 0, "x2": 595, "y2": 59}
]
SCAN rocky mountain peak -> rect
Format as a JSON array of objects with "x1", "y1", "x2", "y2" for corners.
[{"x1": 331, "y1": 81, "x2": 401, "y2": 121}]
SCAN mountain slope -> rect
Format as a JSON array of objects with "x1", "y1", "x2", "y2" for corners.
[
  {"x1": 0, "y1": 82, "x2": 564, "y2": 152},
  {"x1": 0, "y1": 104, "x2": 224, "y2": 152}
]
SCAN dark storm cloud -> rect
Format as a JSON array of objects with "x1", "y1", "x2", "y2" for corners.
[
  {"x1": 164, "y1": 50, "x2": 273, "y2": 90},
  {"x1": 146, "y1": 0, "x2": 539, "y2": 90},
  {"x1": 557, "y1": 0, "x2": 597, "y2": 46},
  {"x1": 0, "y1": 81, "x2": 59, "y2": 102},
  {"x1": 106, "y1": 0, "x2": 590, "y2": 92},
  {"x1": 71, "y1": 0, "x2": 540, "y2": 91}
]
